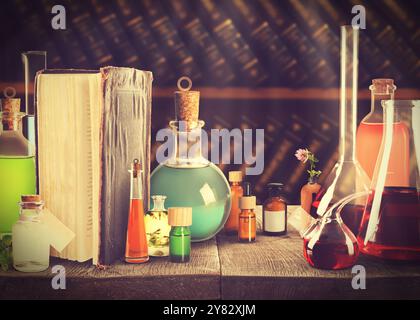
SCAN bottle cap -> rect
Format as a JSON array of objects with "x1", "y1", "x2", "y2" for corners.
[
  {"x1": 239, "y1": 196, "x2": 256, "y2": 210},
  {"x1": 20, "y1": 195, "x2": 43, "y2": 210},
  {"x1": 0, "y1": 98, "x2": 21, "y2": 114},
  {"x1": 228, "y1": 171, "x2": 243, "y2": 182},
  {"x1": 370, "y1": 79, "x2": 396, "y2": 95},
  {"x1": 174, "y1": 76, "x2": 200, "y2": 130},
  {"x1": 131, "y1": 159, "x2": 142, "y2": 177},
  {"x1": 168, "y1": 207, "x2": 192, "y2": 226}
]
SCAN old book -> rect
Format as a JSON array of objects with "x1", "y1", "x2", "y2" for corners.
[
  {"x1": 166, "y1": 0, "x2": 235, "y2": 85},
  {"x1": 141, "y1": 0, "x2": 202, "y2": 82},
  {"x1": 258, "y1": 0, "x2": 337, "y2": 86},
  {"x1": 113, "y1": 0, "x2": 175, "y2": 85},
  {"x1": 65, "y1": 0, "x2": 114, "y2": 67},
  {"x1": 197, "y1": 0, "x2": 267, "y2": 86},
  {"x1": 89, "y1": 0, "x2": 141, "y2": 67},
  {"x1": 226, "y1": 0, "x2": 308, "y2": 86},
  {"x1": 36, "y1": 67, "x2": 152, "y2": 264}
]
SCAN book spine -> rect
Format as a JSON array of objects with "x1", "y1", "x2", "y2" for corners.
[
  {"x1": 113, "y1": 0, "x2": 175, "y2": 85},
  {"x1": 65, "y1": 0, "x2": 114, "y2": 67},
  {"x1": 197, "y1": 0, "x2": 267, "y2": 86},
  {"x1": 258, "y1": 0, "x2": 337, "y2": 87},
  {"x1": 226, "y1": 0, "x2": 307, "y2": 86},
  {"x1": 37, "y1": 0, "x2": 89, "y2": 68},
  {"x1": 165, "y1": 0, "x2": 235, "y2": 86},
  {"x1": 141, "y1": 0, "x2": 202, "y2": 82},
  {"x1": 13, "y1": 0, "x2": 63, "y2": 67}
]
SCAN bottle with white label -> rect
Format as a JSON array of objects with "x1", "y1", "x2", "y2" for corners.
[{"x1": 263, "y1": 183, "x2": 287, "y2": 236}]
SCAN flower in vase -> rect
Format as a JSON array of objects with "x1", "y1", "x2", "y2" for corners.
[{"x1": 295, "y1": 148, "x2": 322, "y2": 180}]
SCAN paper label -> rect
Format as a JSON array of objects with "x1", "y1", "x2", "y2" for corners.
[
  {"x1": 42, "y1": 208, "x2": 75, "y2": 252},
  {"x1": 264, "y1": 210, "x2": 286, "y2": 232}
]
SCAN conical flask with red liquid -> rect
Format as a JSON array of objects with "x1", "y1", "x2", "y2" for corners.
[
  {"x1": 356, "y1": 79, "x2": 397, "y2": 180},
  {"x1": 312, "y1": 26, "x2": 370, "y2": 235},
  {"x1": 358, "y1": 100, "x2": 420, "y2": 261},
  {"x1": 125, "y1": 159, "x2": 149, "y2": 263}
]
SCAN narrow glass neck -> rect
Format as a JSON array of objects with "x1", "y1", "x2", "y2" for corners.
[
  {"x1": 230, "y1": 181, "x2": 241, "y2": 186},
  {"x1": 130, "y1": 170, "x2": 143, "y2": 200},
  {"x1": 152, "y1": 197, "x2": 166, "y2": 211},
  {"x1": 170, "y1": 226, "x2": 190, "y2": 235},
  {"x1": 2, "y1": 115, "x2": 23, "y2": 131}
]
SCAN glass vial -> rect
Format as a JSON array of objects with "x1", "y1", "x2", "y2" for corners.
[
  {"x1": 125, "y1": 159, "x2": 149, "y2": 264},
  {"x1": 0, "y1": 97, "x2": 36, "y2": 234},
  {"x1": 238, "y1": 182, "x2": 256, "y2": 242},
  {"x1": 145, "y1": 195, "x2": 170, "y2": 257},
  {"x1": 224, "y1": 171, "x2": 244, "y2": 234},
  {"x1": 263, "y1": 183, "x2": 287, "y2": 236},
  {"x1": 168, "y1": 207, "x2": 192, "y2": 263},
  {"x1": 12, "y1": 195, "x2": 49, "y2": 272}
]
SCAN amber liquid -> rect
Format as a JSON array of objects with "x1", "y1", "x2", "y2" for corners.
[
  {"x1": 358, "y1": 187, "x2": 420, "y2": 261},
  {"x1": 238, "y1": 210, "x2": 256, "y2": 242},
  {"x1": 312, "y1": 192, "x2": 364, "y2": 236},
  {"x1": 356, "y1": 121, "x2": 410, "y2": 183},
  {"x1": 303, "y1": 238, "x2": 359, "y2": 270},
  {"x1": 125, "y1": 199, "x2": 149, "y2": 263},
  {"x1": 224, "y1": 184, "x2": 243, "y2": 234}
]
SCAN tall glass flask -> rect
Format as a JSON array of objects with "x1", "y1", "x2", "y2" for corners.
[
  {"x1": 150, "y1": 77, "x2": 231, "y2": 242},
  {"x1": 312, "y1": 26, "x2": 370, "y2": 236},
  {"x1": 125, "y1": 159, "x2": 149, "y2": 263},
  {"x1": 358, "y1": 100, "x2": 420, "y2": 261},
  {"x1": 356, "y1": 79, "x2": 397, "y2": 179},
  {"x1": 22, "y1": 51, "x2": 47, "y2": 145},
  {"x1": 0, "y1": 98, "x2": 36, "y2": 234}
]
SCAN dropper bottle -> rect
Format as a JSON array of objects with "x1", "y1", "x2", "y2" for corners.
[{"x1": 238, "y1": 182, "x2": 256, "y2": 243}]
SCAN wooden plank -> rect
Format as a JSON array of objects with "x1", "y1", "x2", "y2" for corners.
[
  {"x1": 218, "y1": 218, "x2": 420, "y2": 300},
  {"x1": 0, "y1": 239, "x2": 220, "y2": 300}
]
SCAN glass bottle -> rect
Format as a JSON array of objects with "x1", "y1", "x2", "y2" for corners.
[
  {"x1": 303, "y1": 193, "x2": 361, "y2": 270},
  {"x1": 312, "y1": 26, "x2": 370, "y2": 236},
  {"x1": 356, "y1": 79, "x2": 396, "y2": 180},
  {"x1": 145, "y1": 195, "x2": 170, "y2": 257},
  {"x1": 358, "y1": 100, "x2": 420, "y2": 261},
  {"x1": 12, "y1": 195, "x2": 49, "y2": 272},
  {"x1": 263, "y1": 183, "x2": 287, "y2": 236},
  {"x1": 238, "y1": 182, "x2": 256, "y2": 242},
  {"x1": 0, "y1": 97, "x2": 36, "y2": 234},
  {"x1": 150, "y1": 77, "x2": 231, "y2": 242},
  {"x1": 224, "y1": 171, "x2": 244, "y2": 234},
  {"x1": 125, "y1": 159, "x2": 149, "y2": 264},
  {"x1": 168, "y1": 207, "x2": 192, "y2": 263},
  {"x1": 300, "y1": 176, "x2": 321, "y2": 217}
]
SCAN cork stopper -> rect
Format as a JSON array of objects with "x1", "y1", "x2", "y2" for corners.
[
  {"x1": 239, "y1": 196, "x2": 256, "y2": 210},
  {"x1": 20, "y1": 195, "x2": 43, "y2": 210},
  {"x1": 370, "y1": 79, "x2": 396, "y2": 95},
  {"x1": 174, "y1": 76, "x2": 200, "y2": 130},
  {"x1": 229, "y1": 171, "x2": 243, "y2": 183},
  {"x1": 131, "y1": 159, "x2": 141, "y2": 178},
  {"x1": 0, "y1": 98, "x2": 21, "y2": 114},
  {"x1": 168, "y1": 207, "x2": 192, "y2": 226}
]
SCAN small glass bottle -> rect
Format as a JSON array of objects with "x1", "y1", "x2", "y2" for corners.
[
  {"x1": 168, "y1": 207, "x2": 192, "y2": 263},
  {"x1": 12, "y1": 195, "x2": 49, "y2": 272},
  {"x1": 125, "y1": 159, "x2": 149, "y2": 264},
  {"x1": 238, "y1": 182, "x2": 256, "y2": 243},
  {"x1": 145, "y1": 195, "x2": 170, "y2": 257},
  {"x1": 263, "y1": 183, "x2": 287, "y2": 236},
  {"x1": 224, "y1": 171, "x2": 244, "y2": 234}
]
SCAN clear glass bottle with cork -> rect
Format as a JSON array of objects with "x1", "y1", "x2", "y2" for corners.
[
  {"x1": 0, "y1": 94, "x2": 36, "y2": 234},
  {"x1": 150, "y1": 77, "x2": 231, "y2": 242},
  {"x1": 238, "y1": 182, "x2": 256, "y2": 243},
  {"x1": 263, "y1": 183, "x2": 287, "y2": 236},
  {"x1": 12, "y1": 195, "x2": 49, "y2": 272},
  {"x1": 145, "y1": 195, "x2": 170, "y2": 257},
  {"x1": 168, "y1": 207, "x2": 192, "y2": 263},
  {"x1": 224, "y1": 171, "x2": 244, "y2": 234}
]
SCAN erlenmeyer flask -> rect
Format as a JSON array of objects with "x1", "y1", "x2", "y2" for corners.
[
  {"x1": 303, "y1": 192, "x2": 366, "y2": 270},
  {"x1": 312, "y1": 26, "x2": 370, "y2": 235},
  {"x1": 358, "y1": 100, "x2": 420, "y2": 261}
]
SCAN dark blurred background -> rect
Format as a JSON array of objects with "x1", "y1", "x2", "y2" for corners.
[{"x1": 0, "y1": 0, "x2": 419, "y2": 203}]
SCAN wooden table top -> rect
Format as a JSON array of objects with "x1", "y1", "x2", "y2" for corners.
[{"x1": 1, "y1": 207, "x2": 419, "y2": 300}]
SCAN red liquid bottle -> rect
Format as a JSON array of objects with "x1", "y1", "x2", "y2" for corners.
[{"x1": 125, "y1": 159, "x2": 149, "y2": 264}]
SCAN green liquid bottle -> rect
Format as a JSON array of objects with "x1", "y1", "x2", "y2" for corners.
[
  {"x1": 0, "y1": 98, "x2": 36, "y2": 234},
  {"x1": 168, "y1": 207, "x2": 192, "y2": 263}
]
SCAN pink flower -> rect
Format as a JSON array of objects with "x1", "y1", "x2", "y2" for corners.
[{"x1": 295, "y1": 148, "x2": 309, "y2": 163}]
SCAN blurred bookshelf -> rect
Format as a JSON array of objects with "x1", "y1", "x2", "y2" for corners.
[{"x1": 0, "y1": 0, "x2": 418, "y2": 203}]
